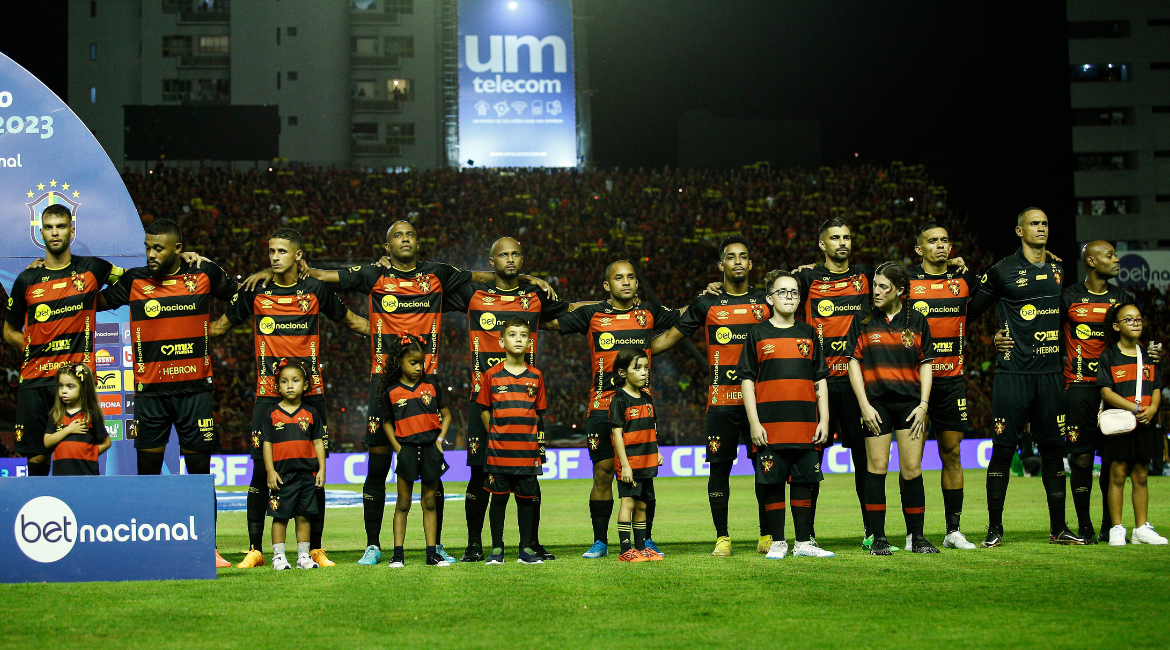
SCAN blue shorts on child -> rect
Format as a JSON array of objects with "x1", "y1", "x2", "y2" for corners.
[{"x1": 267, "y1": 471, "x2": 319, "y2": 519}]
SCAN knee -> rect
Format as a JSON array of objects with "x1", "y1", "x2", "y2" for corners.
[
  {"x1": 1072, "y1": 453, "x2": 1093, "y2": 469},
  {"x1": 421, "y1": 495, "x2": 436, "y2": 510},
  {"x1": 941, "y1": 444, "x2": 962, "y2": 468},
  {"x1": 593, "y1": 466, "x2": 614, "y2": 486},
  {"x1": 395, "y1": 500, "x2": 412, "y2": 514},
  {"x1": 900, "y1": 466, "x2": 921, "y2": 481}
]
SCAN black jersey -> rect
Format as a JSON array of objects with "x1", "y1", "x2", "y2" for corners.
[{"x1": 967, "y1": 249, "x2": 1064, "y2": 374}]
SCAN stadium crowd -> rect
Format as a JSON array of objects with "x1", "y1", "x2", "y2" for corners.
[{"x1": 3, "y1": 162, "x2": 1167, "y2": 453}]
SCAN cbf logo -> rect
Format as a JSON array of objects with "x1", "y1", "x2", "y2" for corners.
[{"x1": 25, "y1": 184, "x2": 80, "y2": 249}]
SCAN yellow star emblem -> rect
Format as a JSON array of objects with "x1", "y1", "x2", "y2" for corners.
[
  {"x1": 26, "y1": 191, "x2": 34, "y2": 198},
  {"x1": 62, "y1": 183, "x2": 70, "y2": 190},
  {"x1": 50, "y1": 180, "x2": 57, "y2": 187},
  {"x1": 72, "y1": 191, "x2": 79, "y2": 198},
  {"x1": 37, "y1": 183, "x2": 44, "y2": 190}
]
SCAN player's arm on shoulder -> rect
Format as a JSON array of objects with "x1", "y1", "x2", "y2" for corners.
[
  {"x1": 650, "y1": 327, "x2": 686, "y2": 354},
  {"x1": 965, "y1": 266, "x2": 1000, "y2": 320},
  {"x1": 520, "y1": 274, "x2": 558, "y2": 300}
]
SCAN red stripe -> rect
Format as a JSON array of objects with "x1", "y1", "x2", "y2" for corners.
[
  {"x1": 272, "y1": 440, "x2": 315, "y2": 461},
  {"x1": 903, "y1": 506, "x2": 925, "y2": 514},
  {"x1": 53, "y1": 441, "x2": 99, "y2": 461},
  {"x1": 865, "y1": 503, "x2": 886, "y2": 511},
  {"x1": 790, "y1": 499, "x2": 813, "y2": 508},
  {"x1": 765, "y1": 502, "x2": 786, "y2": 511},
  {"x1": 487, "y1": 456, "x2": 535, "y2": 466}
]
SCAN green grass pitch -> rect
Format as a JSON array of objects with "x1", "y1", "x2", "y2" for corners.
[{"x1": 4, "y1": 470, "x2": 1169, "y2": 649}]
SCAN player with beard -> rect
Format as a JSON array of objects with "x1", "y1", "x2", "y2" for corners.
[
  {"x1": 442, "y1": 237, "x2": 572, "y2": 562},
  {"x1": 652, "y1": 236, "x2": 771, "y2": 556},
  {"x1": 545, "y1": 260, "x2": 681, "y2": 558}
]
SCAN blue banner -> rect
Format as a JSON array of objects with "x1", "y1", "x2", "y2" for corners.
[
  {"x1": 0, "y1": 475, "x2": 216, "y2": 583},
  {"x1": 459, "y1": 0, "x2": 577, "y2": 167}
]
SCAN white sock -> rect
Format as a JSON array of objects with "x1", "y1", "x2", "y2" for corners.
[
  {"x1": 298, "y1": 542, "x2": 311, "y2": 556},
  {"x1": 273, "y1": 543, "x2": 286, "y2": 556}
]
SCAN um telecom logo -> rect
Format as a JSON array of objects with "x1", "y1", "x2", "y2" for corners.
[{"x1": 14, "y1": 496, "x2": 201, "y2": 563}]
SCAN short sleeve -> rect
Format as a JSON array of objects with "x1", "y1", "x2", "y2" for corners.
[
  {"x1": 442, "y1": 284, "x2": 474, "y2": 314},
  {"x1": 85, "y1": 256, "x2": 116, "y2": 286},
  {"x1": 735, "y1": 329, "x2": 760, "y2": 382},
  {"x1": 810, "y1": 328, "x2": 830, "y2": 382},
  {"x1": 92, "y1": 419, "x2": 111, "y2": 444},
  {"x1": 308, "y1": 410, "x2": 325, "y2": 441},
  {"x1": 258, "y1": 410, "x2": 274, "y2": 443},
  {"x1": 1096, "y1": 350, "x2": 1114, "y2": 388},
  {"x1": 205, "y1": 262, "x2": 238, "y2": 302},
  {"x1": 4, "y1": 276, "x2": 26, "y2": 330},
  {"x1": 101, "y1": 269, "x2": 133, "y2": 309},
  {"x1": 378, "y1": 389, "x2": 394, "y2": 422},
  {"x1": 846, "y1": 314, "x2": 865, "y2": 362},
  {"x1": 534, "y1": 373, "x2": 547, "y2": 413},
  {"x1": 673, "y1": 296, "x2": 708, "y2": 337},
  {"x1": 316, "y1": 282, "x2": 350, "y2": 323},
  {"x1": 608, "y1": 393, "x2": 627, "y2": 430},
  {"x1": 432, "y1": 378, "x2": 450, "y2": 411},
  {"x1": 538, "y1": 290, "x2": 571, "y2": 321},
  {"x1": 223, "y1": 286, "x2": 254, "y2": 325},
  {"x1": 967, "y1": 268, "x2": 1001, "y2": 320},
  {"x1": 915, "y1": 314, "x2": 935, "y2": 364},
  {"x1": 555, "y1": 303, "x2": 593, "y2": 335},
  {"x1": 434, "y1": 262, "x2": 473, "y2": 296},
  {"x1": 336, "y1": 264, "x2": 380, "y2": 294},
  {"x1": 651, "y1": 302, "x2": 682, "y2": 330},
  {"x1": 475, "y1": 373, "x2": 493, "y2": 408}
]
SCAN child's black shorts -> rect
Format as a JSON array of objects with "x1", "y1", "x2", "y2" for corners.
[
  {"x1": 485, "y1": 472, "x2": 539, "y2": 498},
  {"x1": 395, "y1": 443, "x2": 448, "y2": 481},
  {"x1": 754, "y1": 448, "x2": 823, "y2": 484},
  {"x1": 617, "y1": 476, "x2": 655, "y2": 501},
  {"x1": 267, "y1": 471, "x2": 319, "y2": 519}
]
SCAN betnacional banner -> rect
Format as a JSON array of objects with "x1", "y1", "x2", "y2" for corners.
[
  {"x1": 458, "y1": 0, "x2": 577, "y2": 167},
  {"x1": 0, "y1": 475, "x2": 216, "y2": 583},
  {"x1": 1117, "y1": 251, "x2": 1170, "y2": 291},
  {"x1": 0, "y1": 52, "x2": 161, "y2": 473}
]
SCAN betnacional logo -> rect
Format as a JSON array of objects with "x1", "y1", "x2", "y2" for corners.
[
  {"x1": 480, "y1": 312, "x2": 498, "y2": 330},
  {"x1": 382, "y1": 294, "x2": 399, "y2": 313},
  {"x1": 817, "y1": 300, "x2": 834, "y2": 317},
  {"x1": 913, "y1": 301, "x2": 929, "y2": 316}
]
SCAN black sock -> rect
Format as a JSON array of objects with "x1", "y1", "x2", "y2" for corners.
[
  {"x1": 942, "y1": 488, "x2": 963, "y2": 533},
  {"x1": 1098, "y1": 460, "x2": 1111, "y2": 531},
  {"x1": 1069, "y1": 457, "x2": 1094, "y2": 531},
  {"x1": 363, "y1": 453, "x2": 392, "y2": 548},
  {"x1": 633, "y1": 521, "x2": 647, "y2": 551},
  {"x1": 588, "y1": 499, "x2": 613, "y2": 544},
  {"x1": 26, "y1": 460, "x2": 51, "y2": 476},
  {"x1": 393, "y1": 545, "x2": 404, "y2": 557},
  {"x1": 618, "y1": 521, "x2": 632, "y2": 552},
  {"x1": 902, "y1": 475, "x2": 925, "y2": 537},
  {"x1": 709, "y1": 461, "x2": 733, "y2": 538},
  {"x1": 851, "y1": 446, "x2": 869, "y2": 536},
  {"x1": 517, "y1": 497, "x2": 535, "y2": 553},
  {"x1": 465, "y1": 465, "x2": 489, "y2": 547},
  {"x1": 434, "y1": 479, "x2": 445, "y2": 545},
  {"x1": 426, "y1": 545, "x2": 435, "y2": 556},
  {"x1": 1040, "y1": 448, "x2": 1068, "y2": 535},
  {"x1": 865, "y1": 472, "x2": 887, "y2": 539},
  {"x1": 763, "y1": 483, "x2": 786, "y2": 542},
  {"x1": 137, "y1": 450, "x2": 164, "y2": 475},
  {"x1": 985, "y1": 444, "x2": 1014, "y2": 534},
  {"x1": 644, "y1": 499, "x2": 656, "y2": 539},
  {"x1": 808, "y1": 481, "x2": 820, "y2": 538},
  {"x1": 753, "y1": 466, "x2": 769, "y2": 536},
  {"x1": 791, "y1": 483, "x2": 814, "y2": 542},
  {"x1": 531, "y1": 490, "x2": 542, "y2": 545},
  {"x1": 247, "y1": 463, "x2": 269, "y2": 551},
  {"x1": 489, "y1": 492, "x2": 509, "y2": 550},
  {"x1": 308, "y1": 487, "x2": 326, "y2": 549}
]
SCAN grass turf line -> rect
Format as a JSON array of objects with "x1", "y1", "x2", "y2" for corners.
[{"x1": 3, "y1": 469, "x2": 1168, "y2": 649}]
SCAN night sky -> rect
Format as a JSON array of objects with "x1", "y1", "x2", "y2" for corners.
[{"x1": 1, "y1": 0, "x2": 1075, "y2": 259}]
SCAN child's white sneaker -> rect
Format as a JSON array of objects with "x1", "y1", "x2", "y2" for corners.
[
  {"x1": 764, "y1": 541, "x2": 788, "y2": 559},
  {"x1": 272, "y1": 554, "x2": 291, "y2": 570},
  {"x1": 1108, "y1": 524, "x2": 1127, "y2": 546},
  {"x1": 1131, "y1": 522, "x2": 1169, "y2": 545},
  {"x1": 296, "y1": 553, "x2": 319, "y2": 569}
]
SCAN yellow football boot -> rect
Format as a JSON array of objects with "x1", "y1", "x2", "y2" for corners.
[
  {"x1": 236, "y1": 549, "x2": 265, "y2": 568},
  {"x1": 310, "y1": 549, "x2": 336, "y2": 567},
  {"x1": 711, "y1": 536, "x2": 732, "y2": 556}
]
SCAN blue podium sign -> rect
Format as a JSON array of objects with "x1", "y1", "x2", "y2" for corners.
[{"x1": 0, "y1": 475, "x2": 216, "y2": 583}]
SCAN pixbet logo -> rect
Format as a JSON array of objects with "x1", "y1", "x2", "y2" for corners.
[{"x1": 15, "y1": 496, "x2": 77, "y2": 563}]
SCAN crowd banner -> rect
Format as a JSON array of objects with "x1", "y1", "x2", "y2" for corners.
[{"x1": 1, "y1": 475, "x2": 216, "y2": 583}]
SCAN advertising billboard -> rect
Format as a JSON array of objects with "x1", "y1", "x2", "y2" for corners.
[
  {"x1": 458, "y1": 0, "x2": 577, "y2": 168},
  {"x1": 1117, "y1": 251, "x2": 1170, "y2": 291}
]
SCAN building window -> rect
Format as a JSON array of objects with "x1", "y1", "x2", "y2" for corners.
[
  {"x1": 351, "y1": 0, "x2": 378, "y2": 9},
  {"x1": 385, "y1": 36, "x2": 414, "y2": 58},
  {"x1": 1070, "y1": 63, "x2": 1129, "y2": 83},
  {"x1": 1068, "y1": 20, "x2": 1130, "y2": 38},
  {"x1": 90, "y1": 44, "x2": 97, "y2": 60},
  {"x1": 386, "y1": 0, "x2": 413, "y2": 14},
  {"x1": 353, "y1": 80, "x2": 379, "y2": 98},
  {"x1": 162, "y1": 79, "x2": 192, "y2": 101},
  {"x1": 90, "y1": 87, "x2": 96, "y2": 103},
  {"x1": 1076, "y1": 197, "x2": 1133, "y2": 216},
  {"x1": 1072, "y1": 107, "x2": 1130, "y2": 126},
  {"x1": 352, "y1": 123, "x2": 380, "y2": 141},
  {"x1": 198, "y1": 35, "x2": 229, "y2": 54},
  {"x1": 288, "y1": 116, "x2": 298, "y2": 126},
  {"x1": 287, "y1": 27, "x2": 297, "y2": 36},
  {"x1": 162, "y1": 36, "x2": 193, "y2": 57},
  {"x1": 389, "y1": 78, "x2": 411, "y2": 100},
  {"x1": 287, "y1": 71, "x2": 298, "y2": 81},
  {"x1": 387, "y1": 122, "x2": 415, "y2": 144},
  {"x1": 1075, "y1": 152, "x2": 1135, "y2": 171},
  {"x1": 352, "y1": 37, "x2": 378, "y2": 55}
]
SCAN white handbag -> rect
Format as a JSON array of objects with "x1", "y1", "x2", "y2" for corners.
[{"x1": 1098, "y1": 347, "x2": 1143, "y2": 436}]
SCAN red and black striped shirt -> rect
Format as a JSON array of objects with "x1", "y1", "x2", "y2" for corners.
[
  {"x1": 1097, "y1": 344, "x2": 1161, "y2": 406},
  {"x1": 444, "y1": 282, "x2": 569, "y2": 402},
  {"x1": 5, "y1": 256, "x2": 116, "y2": 389},
  {"x1": 675, "y1": 290, "x2": 771, "y2": 410},
  {"x1": 378, "y1": 377, "x2": 449, "y2": 444},
  {"x1": 907, "y1": 266, "x2": 976, "y2": 384},
  {"x1": 337, "y1": 261, "x2": 471, "y2": 378},
  {"x1": 101, "y1": 261, "x2": 236, "y2": 395},
  {"x1": 48, "y1": 410, "x2": 108, "y2": 476},
  {"x1": 736, "y1": 320, "x2": 829, "y2": 450},
  {"x1": 558, "y1": 300, "x2": 680, "y2": 413},
  {"x1": 796, "y1": 264, "x2": 874, "y2": 383},
  {"x1": 259, "y1": 403, "x2": 324, "y2": 474},
  {"x1": 1062, "y1": 283, "x2": 1132, "y2": 387},
  {"x1": 607, "y1": 388, "x2": 659, "y2": 480},
  {"x1": 847, "y1": 307, "x2": 934, "y2": 402},
  {"x1": 224, "y1": 278, "x2": 350, "y2": 399},
  {"x1": 476, "y1": 364, "x2": 546, "y2": 476}
]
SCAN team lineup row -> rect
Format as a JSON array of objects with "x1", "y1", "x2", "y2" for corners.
[{"x1": 3, "y1": 204, "x2": 1167, "y2": 568}]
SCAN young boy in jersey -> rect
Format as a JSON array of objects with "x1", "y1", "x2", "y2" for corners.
[
  {"x1": 477, "y1": 319, "x2": 547, "y2": 565},
  {"x1": 260, "y1": 360, "x2": 327, "y2": 570},
  {"x1": 739, "y1": 271, "x2": 835, "y2": 559},
  {"x1": 609, "y1": 348, "x2": 665, "y2": 562}
]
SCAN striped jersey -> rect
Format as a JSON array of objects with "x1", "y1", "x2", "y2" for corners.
[
  {"x1": 1061, "y1": 282, "x2": 1132, "y2": 387},
  {"x1": 968, "y1": 249, "x2": 1064, "y2": 374},
  {"x1": 5, "y1": 256, "x2": 116, "y2": 389},
  {"x1": 607, "y1": 388, "x2": 659, "y2": 480},
  {"x1": 1097, "y1": 344, "x2": 1161, "y2": 406},
  {"x1": 736, "y1": 320, "x2": 830, "y2": 450},
  {"x1": 476, "y1": 364, "x2": 547, "y2": 476},
  {"x1": 48, "y1": 410, "x2": 108, "y2": 476},
  {"x1": 906, "y1": 266, "x2": 976, "y2": 384},
  {"x1": 378, "y1": 376, "x2": 449, "y2": 444},
  {"x1": 847, "y1": 307, "x2": 934, "y2": 402},
  {"x1": 557, "y1": 300, "x2": 680, "y2": 413},
  {"x1": 101, "y1": 261, "x2": 236, "y2": 395},
  {"x1": 443, "y1": 282, "x2": 569, "y2": 402},
  {"x1": 795, "y1": 264, "x2": 874, "y2": 383},
  {"x1": 674, "y1": 290, "x2": 771, "y2": 410},
  {"x1": 259, "y1": 403, "x2": 324, "y2": 474},
  {"x1": 224, "y1": 278, "x2": 350, "y2": 398},
  {"x1": 337, "y1": 261, "x2": 471, "y2": 378}
]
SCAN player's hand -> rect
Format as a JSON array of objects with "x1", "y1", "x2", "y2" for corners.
[
  {"x1": 701, "y1": 281, "x2": 723, "y2": 296},
  {"x1": 1045, "y1": 250, "x2": 1063, "y2": 263},
  {"x1": 376, "y1": 256, "x2": 393, "y2": 269},
  {"x1": 62, "y1": 420, "x2": 89, "y2": 435},
  {"x1": 26, "y1": 258, "x2": 45, "y2": 270},
  {"x1": 315, "y1": 471, "x2": 325, "y2": 488},
  {"x1": 241, "y1": 268, "x2": 274, "y2": 291},
  {"x1": 1148, "y1": 341, "x2": 1164, "y2": 364},
  {"x1": 529, "y1": 276, "x2": 559, "y2": 301},
  {"x1": 658, "y1": 453, "x2": 664, "y2": 467},
  {"x1": 946, "y1": 257, "x2": 968, "y2": 273},
  {"x1": 1138, "y1": 405, "x2": 1156, "y2": 425},
  {"x1": 794, "y1": 263, "x2": 815, "y2": 272},
  {"x1": 620, "y1": 466, "x2": 635, "y2": 485},
  {"x1": 907, "y1": 405, "x2": 927, "y2": 439},
  {"x1": 390, "y1": 439, "x2": 402, "y2": 453},
  {"x1": 267, "y1": 471, "x2": 281, "y2": 490},
  {"x1": 813, "y1": 420, "x2": 829, "y2": 445},
  {"x1": 435, "y1": 438, "x2": 446, "y2": 452},
  {"x1": 861, "y1": 404, "x2": 883, "y2": 436},
  {"x1": 994, "y1": 328, "x2": 1013, "y2": 353},
  {"x1": 179, "y1": 251, "x2": 210, "y2": 268},
  {"x1": 749, "y1": 423, "x2": 768, "y2": 447},
  {"x1": 297, "y1": 258, "x2": 310, "y2": 280}
]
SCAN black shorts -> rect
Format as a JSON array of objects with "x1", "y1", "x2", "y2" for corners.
[
  {"x1": 465, "y1": 401, "x2": 489, "y2": 466},
  {"x1": 991, "y1": 372, "x2": 1065, "y2": 449},
  {"x1": 395, "y1": 443, "x2": 448, "y2": 481},
  {"x1": 267, "y1": 471, "x2": 319, "y2": 519},
  {"x1": 364, "y1": 378, "x2": 391, "y2": 449},
  {"x1": 705, "y1": 407, "x2": 750, "y2": 463},
  {"x1": 1064, "y1": 383, "x2": 1102, "y2": 456},
  {"x1": 928, "y1": 380, "x2": 968, "y2": 434},
  {"x1": 587, "y1": 411, "x2": 615, "y2": 465},
  {"x1": 14, "y1": 386, "x2": 55, "y2": 457},
  {"x1": 754, "y1": 448, "x2": 823, "y2": 484},
  {"x1": 827, "y1": 381, "x2": 865, "y2": 449},
  {"x1": 485, "y1": 472, "x2": 539, "y2": 498},
  {"x1": 132, "y1": 391, "x2": 217, "y2": 452},
  {"x1": 251, "y1": 395, "x2": 328, "y2": 460},
  {"x1": 617, "y1": 476, "x2": 656, "y2": 500},
  {"x1": 867, "y1": 396, "x2": 921, "y2": 437}
]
